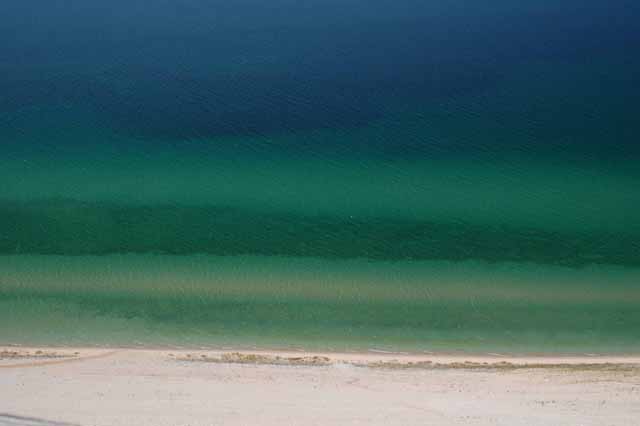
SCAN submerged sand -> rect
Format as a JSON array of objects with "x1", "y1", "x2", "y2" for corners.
[{"x1": 2, "y1": 346, "x2": 640, "y2": 425}]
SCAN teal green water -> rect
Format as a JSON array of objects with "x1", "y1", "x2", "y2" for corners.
[
  {"x1": 1, "y1": 114, "x2": 639, "y2": 352},
  {"x1": 1, "y1": 111, "x2": 639, "y2": 353}
]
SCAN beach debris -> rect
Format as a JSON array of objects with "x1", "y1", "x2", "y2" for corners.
[
  {"x1": 172, "y1": 351, "x2": 640, "y2": 373},
  {"x1": 0, "y1": 350, "x2": 75, "y2": 360},
  {"x1": 179, "y1": 352, "x2": 332, "y2": 367}
]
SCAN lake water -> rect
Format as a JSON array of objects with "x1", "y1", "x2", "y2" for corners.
[{"x1": 1, "y1": 0, "x2": 639, "y2": 352}]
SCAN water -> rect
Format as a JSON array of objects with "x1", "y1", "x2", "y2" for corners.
[{"x1": 1, "y1": 0, "x2": 639, "y2": 353}]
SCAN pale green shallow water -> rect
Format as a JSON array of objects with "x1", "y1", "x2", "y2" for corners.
[{"x1": 2, "y1": 255, "x2": 639, "y2": 353}]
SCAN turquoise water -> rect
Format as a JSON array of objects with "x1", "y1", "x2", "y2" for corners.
[{"x1": 1, "y1": 0, "x2": 639, "y2": 352}]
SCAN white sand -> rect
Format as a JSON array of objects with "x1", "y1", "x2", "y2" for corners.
[{"x1": 2, "y1": 347, "x2": 640, "y2": 426}]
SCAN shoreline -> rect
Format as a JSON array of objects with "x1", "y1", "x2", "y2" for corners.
[{"x1": 3, "y1": 345, "x2": 640, "y2": 369}]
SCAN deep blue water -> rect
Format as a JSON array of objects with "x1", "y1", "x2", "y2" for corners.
[{"x1": 2, "y1": 1, "x2": 639, "y2": 153}]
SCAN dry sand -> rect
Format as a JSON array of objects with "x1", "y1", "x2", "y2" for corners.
[{"x1": 2, "y1": 346, "x2": 640, "y2": 425}]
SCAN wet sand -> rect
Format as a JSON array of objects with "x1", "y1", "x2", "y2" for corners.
[{"x1": 2, "y1": 346, "x2": 640, "y2": 425}]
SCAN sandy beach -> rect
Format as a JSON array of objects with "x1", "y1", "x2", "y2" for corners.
[{"x1": 2, "y1": 346, "x2": 639, "y2": 426}]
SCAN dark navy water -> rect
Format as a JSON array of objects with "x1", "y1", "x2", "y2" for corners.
[{"x1": 1, "y1": 0, "x2": 639, "y2": 352}]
